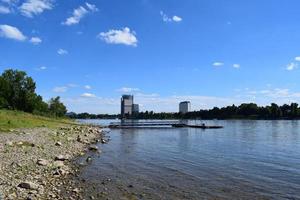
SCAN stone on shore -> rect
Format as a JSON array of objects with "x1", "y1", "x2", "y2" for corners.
[
  {"x1": 37, "y1": 159, "x2": 49, "y2": 166},
  {"x1": 18, "y1": 182, "x2": 39, "y2": 190},
  {"x1": 55, "y1": 155, "x2": 69, "y2": 161},
  {"x1": 89, "y1": 145, "x2": 98, "y2": 151},
  {"x1": 53, "y1": 161, "x2": 65, "y2": 168},
  {"x1": 55, "y1": 141, "x2": 62, "y2": 146},
  {"x1": 5, "y1": 141, "x2": 13, "y2": 146}
]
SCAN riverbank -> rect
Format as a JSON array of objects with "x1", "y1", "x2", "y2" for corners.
[{"x1": 0, "y1": 123, "x2": 105, "y2": 199}]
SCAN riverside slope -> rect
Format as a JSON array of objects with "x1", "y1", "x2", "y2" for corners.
[{"x1": 0, "y1": 125, "x2": 105, "y2": 199}]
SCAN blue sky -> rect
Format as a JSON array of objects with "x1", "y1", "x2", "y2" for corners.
[{"x1": 1, "y1": 0, "x2": 300, "y2": 114}]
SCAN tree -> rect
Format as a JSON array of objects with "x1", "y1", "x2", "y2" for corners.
[
  {"x1": 270, "y1": 103, "x2": 282, "y2": 119},
  {"x1": 33, "y1": 95, "x2": 50, "y2": 115},
  {"x1": 0, "y1": 69, "x2": 37, "y2": 112},
  {"x1": 0, "y1": 76, "x2": 9, "y2": 108},
  {"x1": 290, "y1": 103, "x2": 299, "y2": 118},
  {"x1": 49, "y1": 96, "x2": 67, "y2": 117}
]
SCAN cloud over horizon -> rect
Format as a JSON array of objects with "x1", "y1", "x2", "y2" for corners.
[
  {"x1": 160, "y1": 11, "x2": 182, "y2": 23},
  {"x1": 20, "y1": 0, "x2": 54, "y2": 17},
  {"x1": 0, "y1": 24, "x2": 27, "y2": 41},
  {"x1": 98, "y1": 27, "x2": 138, "y2": 46},
  {"x1": 62, "y1": 2, "x2": 98, "y2": 26}
]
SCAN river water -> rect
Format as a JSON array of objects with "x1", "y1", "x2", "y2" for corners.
[{"x1": 77, "y1": 120, "x2": 300, "y2": 200}]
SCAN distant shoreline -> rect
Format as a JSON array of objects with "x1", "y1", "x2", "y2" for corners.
[{"x1": 75, "y1": 117, "x2": 300, "y2": 120}]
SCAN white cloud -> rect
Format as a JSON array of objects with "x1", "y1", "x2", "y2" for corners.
[
  {"x1": 20, "y1": 0, "x2": 53, "y2": 18},
  {"x1": 85, "y1": 2, "x2": 98, "y2": 12},
  {"x1": 30, "y1": 36, "x2": 41, "y2": 44},
  {"x1": 0, "y1": 24, "x2": 27, "y2": 41},
  {"x1": 212, "y1": 62, "x2": 224, "y2": 67},
  {"x1": 117, "y1": 87, "x2": 140, "y2": 93},
  {"x1": 233, "y1": 64, "x2": 240, "y2": 68},
  {"x1": 98, "y1": 27, "x2": 138, "y2": 47},
  {"x1": 172, "y1": 15, "x2": 182, "y2": 22},
  {"x1": 53, "y1": 86, "x2": 68, "y2": 93},
  {"x1": 81, "y1": 93, "x2": 96, "y2": 98},
  {"x1": 62, "y1": 2, "x2": 98, "y2": 26},
  {"x1": 295, "y1": 56, "x2": 300, "y2": 61},
  {"x1": 286, "y1": 62, "x2": 298, "y2": 71},
  {"x1": 160, "y1": 11, "x2": 182, "y2": 23},
  {"x1": 0, "y1": 5, "x2": 10, "y2": 14},
  {"x1": 57, "y1": 48, "x2": 68, "y2": 55},
  {"x1": 84, "y1": 85, "x2": 91, "y2": 90},
  {"x1": 38, "y1": 66, "x2": 46, "y2": 70}
]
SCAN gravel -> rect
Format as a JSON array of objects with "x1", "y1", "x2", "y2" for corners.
[{"x1": 0, "y1": 125, "x2": 105, "y2": 199}]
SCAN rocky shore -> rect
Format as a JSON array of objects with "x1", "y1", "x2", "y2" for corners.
[{"x1": 0, "y1": 125, "x2": 106, "y2": 200}]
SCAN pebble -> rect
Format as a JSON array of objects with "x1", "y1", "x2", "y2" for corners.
[
  {"x1": 37, "y1": 159, "x2": 49, "y2": 166},
  {"x1": 89, "y1": 145, "x2": 98, "y2": 151},
  {"x1": 72, "y1": 188, "x2": 80, "y2": 194},
  {"x1": 55, "y1": 142, "x2": 62, "y2": 146},
  {"x1": 55, "y1": 155, "x2": 69, "y2": 161},
  {"x1": 5, "y1": 141, "x2": 13, "y2": 146},
  {"x1": 18, "y1": 182, "x2": 39, "y2": 190},
  {"x1": 86, "y1": 156, "x2": 92, "y2": 162},
  {"x1": 53, "y1": 161, "x2": 65, "y2": 168}
]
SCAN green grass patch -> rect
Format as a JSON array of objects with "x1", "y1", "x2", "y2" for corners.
[{"x1": 0, "y1": 109, "x2": 77, "y2": 132}]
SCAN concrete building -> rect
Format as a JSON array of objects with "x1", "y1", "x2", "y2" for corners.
[
  {"x1": 121, "y1": 95, "x2": 133, "y2": 118},
  {"x1": 121, "y1": 95, "x2": 139, "y2": 118},
  {"x1": 179, "y1": 101, "x2": 191, "y2": 114},
  {"x1": 133, "y1": 104, "x2": 139, "y2": 113}
]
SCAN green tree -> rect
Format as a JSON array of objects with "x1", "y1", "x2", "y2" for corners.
[
  {"x1": 0, "y1": 69, "x2": 37, "y2": 112},
  {"x1": 49, "y1": 96, "x2": 67, "y2": 117},
  {"x1": 290, "y1": 103, "x2": 299, "y2": 117}
]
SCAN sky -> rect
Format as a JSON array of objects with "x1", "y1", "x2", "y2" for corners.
[{"x1": 1, "y1": 0, "x2": 300, "y2": 114}]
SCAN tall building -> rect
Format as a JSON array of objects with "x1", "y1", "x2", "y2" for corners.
[
  {"x1": 179, "y1": 101, "x2": 191, "y2": 114},
  {"x1": 133, "y1": 104, "x2": 139, "y2": 113},
  {"x1": 121, "y1": 95, "x2": 133, "y2": 118}
]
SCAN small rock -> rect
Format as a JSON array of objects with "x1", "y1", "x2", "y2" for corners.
[
  {"x1": 37, "y1": 159, "x2": 49, "y2": 166},
  {"x1": 17, "y1": 141, "x2": 23, "y2": 145},
  {"x1": 72, "y1": 188, "x2": 80, "y2": 194},
  {"x1": 53, "y1": 168, "x2": 67, "y2": 176},
  {"x1": 18, "y1": 182, "x2": 39, "y2": 190},
  {"x1": 86, "y1": 157, "x2": 92, "y2": 162},
  {"x1": 77, "y1": 135, "x2": 83, "y2": 143},
  {"x1": 5, "y1": 141, "x2": 13, "y2": 146},
  {"x1": 55, "y1": 142, "x2": 62, "y2": 146},
  {"x1": 53, "y1": 161, "x2": 65, "y2": 168},
  {"x1": 89, "y1": 145, "x2": 98, "y2": 151},
  {"x1": 55, "y1": 155, "x2": 69, "y2": 161},
  {"x1": 7, "y1": 193, "x2": 17, "y2": 200}
]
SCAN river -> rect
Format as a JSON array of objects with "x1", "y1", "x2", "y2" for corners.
[{"x1": 76, "y1": 120, "x2": 300, "y2": 200}]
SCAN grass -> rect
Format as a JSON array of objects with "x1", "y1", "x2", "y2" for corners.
[{"x1": 0, "y1": 109, "x2": 77, "y2": 132}]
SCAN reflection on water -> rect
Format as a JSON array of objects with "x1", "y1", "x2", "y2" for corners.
[{"x1": 78, "y1": 120, "x2": 300, "y2": 200}]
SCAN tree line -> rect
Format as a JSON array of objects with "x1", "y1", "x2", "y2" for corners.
[
  {"x1": 71, "y1": 102, "x2": 300, "y2": 120},
  {"x1": 67, "y1": 112, "x2": 119, "y2": 119},
  {"x1": 136, "y1": 103, "x2": 300, "y2": 120},
  {"x1": 0, "y1": 69, "x2": 67, "y2": 117}
]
